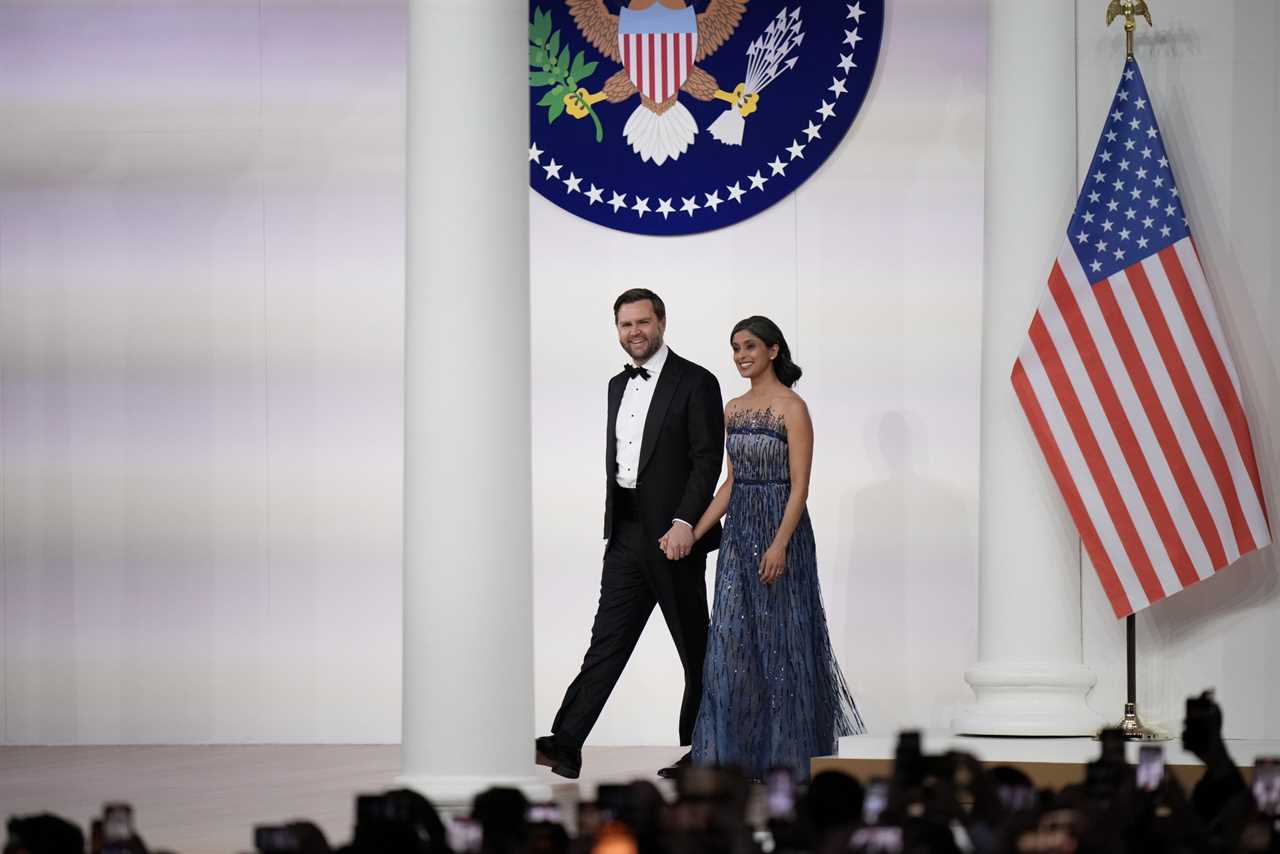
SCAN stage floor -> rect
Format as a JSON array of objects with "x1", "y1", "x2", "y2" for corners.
[
  {"x1": 0, "y1": 745, "x2": 684, "y2": 854},
  {"x1": 818, "y1": 732, "x2": 1278, "y2": 790}
]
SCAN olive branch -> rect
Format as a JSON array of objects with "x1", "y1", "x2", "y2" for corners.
[{"x1": 529, "y1": 6, "x2": 604, "y2": 143}]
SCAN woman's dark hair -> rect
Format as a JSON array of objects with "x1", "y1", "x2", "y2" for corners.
[
  {"x1": 731, "y1": 315, "x2": 802, "y2": 387},
  {"x1": 613, "y1": 288, "x2": 666, "y2": 322}
]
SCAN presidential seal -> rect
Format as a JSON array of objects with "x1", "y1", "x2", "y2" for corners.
[{"x1": 528, "y1": 1, "x2": 883, "y2": 236}]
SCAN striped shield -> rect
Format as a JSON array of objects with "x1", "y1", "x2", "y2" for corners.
[{"x1": 617, "y1": 5, "x2": 698, "y2": 104}]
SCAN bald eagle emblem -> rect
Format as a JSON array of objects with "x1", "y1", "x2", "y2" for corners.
[
  {"x1": 532, "y1": 0, "x2": 774, "y2": 166},
  {"x1": 528, "y1": 1, "x2": 882, "y2": 236}
]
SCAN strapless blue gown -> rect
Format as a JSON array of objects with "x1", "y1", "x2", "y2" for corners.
[{"x1": 692, "y1": 407, "x2": 864, "y2": 780}]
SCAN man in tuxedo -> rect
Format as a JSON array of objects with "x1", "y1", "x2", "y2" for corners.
[{"x1": 536, "y1": 288, "x2": 724, "y2": 779}]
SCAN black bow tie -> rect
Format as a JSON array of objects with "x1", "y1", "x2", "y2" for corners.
[{"x1": 623, "y1": 364, "x2": 652, "y2": 381}]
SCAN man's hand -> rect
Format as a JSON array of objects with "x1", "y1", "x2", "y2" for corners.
[{"x1": 659, "y1": 523, "x2": 694, "y2": 561}]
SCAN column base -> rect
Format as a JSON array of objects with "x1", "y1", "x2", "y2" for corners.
[
  {"x1": 952, "y1": 661, "x2": 1104, "y2": 736},
  {"x1": 395, "y1": 773, "x2": 553, "y2": 808}
]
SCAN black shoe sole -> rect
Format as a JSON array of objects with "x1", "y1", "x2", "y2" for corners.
[{"x1": 535, "y1": 749, "x2": 581, "y2": 780}]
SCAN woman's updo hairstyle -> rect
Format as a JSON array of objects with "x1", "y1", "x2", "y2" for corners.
[{"x1": 731, "y1": 315, "x2": 802, "y2": 387}]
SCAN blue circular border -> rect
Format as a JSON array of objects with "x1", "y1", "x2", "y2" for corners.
[{"x1": 528, "y1": 1, "x2": 884, "y2": 237}]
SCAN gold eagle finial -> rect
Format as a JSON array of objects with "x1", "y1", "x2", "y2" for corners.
[{"x1": 1106, "y1": 0, "x2": 1153, "y2": 57}]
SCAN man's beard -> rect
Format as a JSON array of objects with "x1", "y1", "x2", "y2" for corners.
[{"x1": 629, "y1": 333, "x2": 663, "y2": 363}]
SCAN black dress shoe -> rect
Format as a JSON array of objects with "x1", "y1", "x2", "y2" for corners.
[
  {"x1": 656, "y1": 750, "x2": 692, "y2": 779},
  {"x1": 535, "y1": 735, "x2": 582, "y2": 779}
]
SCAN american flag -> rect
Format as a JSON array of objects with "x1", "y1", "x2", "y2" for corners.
[{"x1": 1012, "y1": 58, "x2": 1270, "y2": 618}]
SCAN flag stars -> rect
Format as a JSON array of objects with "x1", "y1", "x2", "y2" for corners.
[
  {"x1": 631, "y1": 196, "x2": 651, "y2": 217},
  {"x1": 1160, "y1": 224, "x2": 1172, "y2": 237},
  {"x1": 585, "y1": 184, "x2": 604, "y2": 205},
  {"x1": 1165, "y1": 204, "x2": 1177, "y2": 216},
  {"x1": 1129, "y1": 118, "x2": 1142, "y2": 130},
  {"x1": 786, "y1": 139, "x2": 806, "y2": 160},
  {"x1": 608, "y1": 191, "x2": 627, "y2": 212},
  {"x1": 1106, "y1": 130, "x2": 1119, "y2": 143},
  {"x1": 1124, "y1": 138, "x2": 1137, "y2": 151},
  {"x1": 838, "y1": 53, "x2": 857, "y2": 73},
  {"x1": 1102, "y1": 219, "x2": 1114, "y2": 232},
  {"x1": 817, "y1": 100, "x2": 836, "y2": 120},
  {"x1": 1096, "y1": 239, "x2": 1109, "y2": 252},
  {"x1": 1141, "y1": 146, "x2": 1152, "y2": 159},
  {"x1": 1076, "y1": 230, "x2": 1090, "y2": 244},
  {"x1": 1112, "y1": 178, "x2": 1126, "y2": 192},
  {"x1": 1158, "y1": 156, "x2": 1169, "y2": 168},
  {"x1": 679, "y1": 196, "x2": 699, "y2": 217},
  {"x1": 1119, "y1": 228, "x2": 1131, "y2": 241},
  {"x1": 1124, "y1": 68, "x2": 1135, "y2": 80},
  {"x1": 1135, "y1": 97, "x2": 1147, "y2": 110},
  {"x1": 768, "y1": 156, "x2": 788, "y2": 176},
  {"x1": 1089, "y1": 191, "x2": 1102, "y2": 204},
  {"x1": 829, "y1": 77, "x2": 848, "y2": 97},
  {"x1": 1153, "y1": 175, "x2": 1165, "y2": 188},
  {"x1": 1091, "y1": 259, "x2": 1104, "y2": 273},
  {"x1": 655, "y1": 198, "x2": 675, "y2": 219},
  {"x1": 1119, "y1": 158, "x2": 1130, "y2": 171},
  {"x1": 843, "y1": 29, "x2": 862, "y2": 49},
  {"x1": 748, "y1": 170, "x2": 768, "y2": 191},
  {"x1": 542, "y1": 158, "x2": 562, "y2": 180},
  {"x1": 1135, "y1": 167, "x2": 1148, "y2": 180},
  {"x1": 563, "y1": 172, "x2": 582, "y2": 194},
  {"x1": 1112, "y1": 109, "x2": 1124, "y2": 122},
  {"x1": 1137, "y1": 236, "x2": 1150, "y2": 249},
  {"x1": 1125, "y1": 207, "x2": 1137, "y2": 220},
  {"x1": 703, "y1": 190, "x2": 723, "y2": 212},
  {"x1": 1093, "y1": 170, "x2": 1107, "y2": 183},
  {"x1": 803, "y1": 120, "x2": 823, "y2": 141},
  {"x1": 1082, "y1": 211, "x2": 1096, "y2": 224},
  {"x1": 1148, "y1": 196, "x2": 1160, "y2": 209},
  {"x1": 1118, "y1": 90, "x2": 1129, "y2": 101},
  {"x1": 727, "y1": 182, "x2": 746, "y2": 203},
  {"x1": 1130, "y1": 187, "x2": 1143, "y2": 201},
  {"x1": 847, "y1": 2, "x2": 865, "y2": 22},
  {"x1": 1107, "y1": 199, "x2": 1120, "y2": 212},
  {"x1": 528, "y1": 142, "x2": 543, "y2": 163},
  {"x1": 1146, "y1": 126, "x2": 1159, "y2": 139},
  {"x1": 1142, "y1": 216, "x2": 1154, "y2": 229},
  {"x1": 1113, "y1": 247, "x2": 1126, "y2": 261},
  {"x1": 1100, "y1": 150, "x2": 1113, "y2": 163}
]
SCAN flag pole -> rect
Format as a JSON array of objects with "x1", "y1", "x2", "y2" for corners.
[{"x1": 1104, "y1": 0, "x2": 1167, "y2": 742}]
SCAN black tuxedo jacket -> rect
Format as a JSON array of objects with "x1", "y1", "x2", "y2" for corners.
[{"x1": 603, "y1": 349, "x2": 724, "y2": 556}]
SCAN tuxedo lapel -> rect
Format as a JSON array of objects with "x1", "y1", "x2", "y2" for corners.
[
  {"x1": 606, "y1": 372, "x2": 626, "y2": 477},
  {"x1": 637, "y1": 351, "x2": 683, "y2": 478}
]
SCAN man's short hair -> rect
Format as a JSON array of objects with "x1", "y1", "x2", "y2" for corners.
[{"x1": 613, "y1": 288, "x2": 666, "y2": 322}]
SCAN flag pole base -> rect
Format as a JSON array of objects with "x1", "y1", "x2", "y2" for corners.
[{"x1": 1101, "y1": 702, "x2": 1170, "y2": 742}]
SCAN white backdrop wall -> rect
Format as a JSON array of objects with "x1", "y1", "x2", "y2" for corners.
[
  {"x1": 0, "y1": 1, "x2": 407, "y2": 743},
  {"x1": 2, "y1": 0, "x2": 1277, "y2": 746}
]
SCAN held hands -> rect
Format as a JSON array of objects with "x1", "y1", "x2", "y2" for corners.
[
  {"x1": 658, "y1": 523, "x2": 695, "y2": 561},
  {"x1": 758, "y1": 542, "x2": 786, "y2": 585}
]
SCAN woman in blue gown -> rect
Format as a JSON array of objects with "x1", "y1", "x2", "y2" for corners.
[{"x1": 678, "y1": 316, "x2": 864, "y2": 780}]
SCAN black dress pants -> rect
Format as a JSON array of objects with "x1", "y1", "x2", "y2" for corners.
[{"x1": 551, "y1": 517, "x2": 709, "y2": 748}]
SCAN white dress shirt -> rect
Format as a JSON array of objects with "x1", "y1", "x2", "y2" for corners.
[
  {"x1": 614, "y1": 344, "x2": 691, "y2": 530},
  {"x1": 615, "y1": 343, "x2": 668, "y2": 489}
]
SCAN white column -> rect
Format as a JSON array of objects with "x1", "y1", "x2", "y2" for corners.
[
  {"x1": 952, "y1": 0, "x2": 1104, "y2": 736},
  {"x1": 400, "y1": 0, "x2": 545, "y2": 802}
]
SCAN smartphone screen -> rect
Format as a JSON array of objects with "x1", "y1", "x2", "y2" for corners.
[
  {"x1": 1136, "y1": 744, "x2": 1165, "y2": 791},
  {"x1": 1253, "y1": 757, "x2": 1280, "y2": 816},
  {"x1": 103, "y1": 804, "x2": 133, "y2": 842},
  {"x1": 766, "y1": 767, "x2": 795, "y2": 819},
  {"x1": 526, "y1": 803, "x2": 562, "y2": 824},
  {"x1": 863, "y1": 778, "x2": 889, "y2": 825}
]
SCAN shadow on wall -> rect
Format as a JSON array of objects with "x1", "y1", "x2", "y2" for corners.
[{"x1": 839, "y1": 411, "x2": 977, "y2": 733}]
